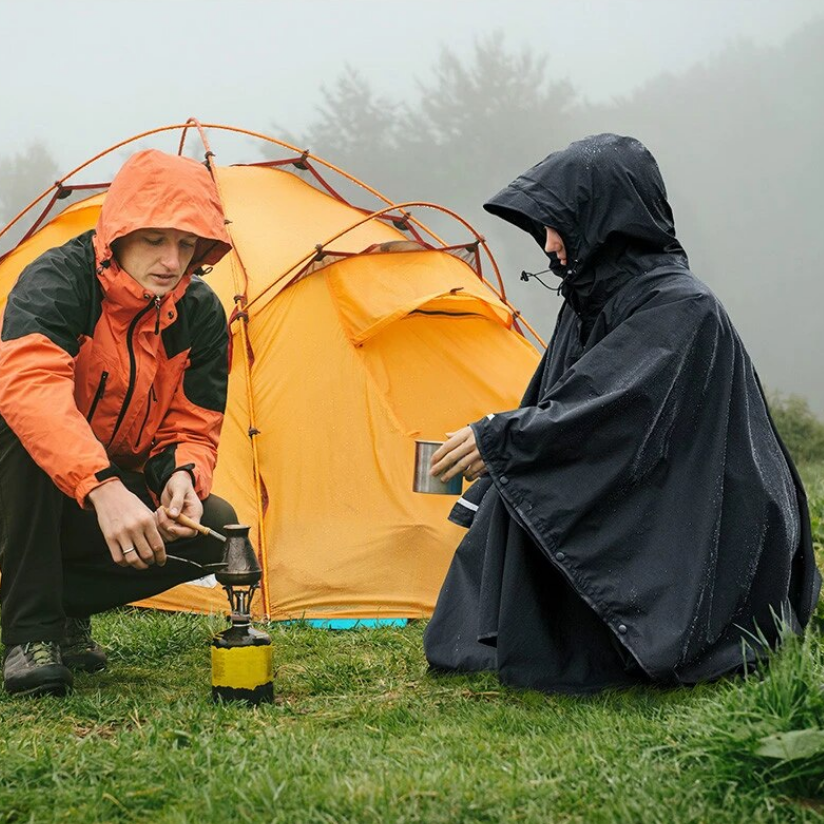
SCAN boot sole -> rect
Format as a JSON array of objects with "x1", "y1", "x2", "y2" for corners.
[
  {"x1": 6, "y1": 678, "x2": 71, "y2": 697},
  {"x1": 61, "y1": 653, "x2": 107, "y2": 673}
]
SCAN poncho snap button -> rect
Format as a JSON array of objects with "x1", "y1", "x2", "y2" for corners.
[
  {"x1": 555, "y1": 552, "x2": 565, "y2": 561},
  {"x1": 617, "y1": 624, "x2": 628, "y2": 635},
  {"x1": 500, "y1": 475, "x2": 509, "y2": 485}
]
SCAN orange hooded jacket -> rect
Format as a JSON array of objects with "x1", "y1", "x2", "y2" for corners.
[{"x1": 0, "y1": 150, "x2": 232, "y2": 506}]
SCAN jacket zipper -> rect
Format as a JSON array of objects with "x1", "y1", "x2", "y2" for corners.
[
  {"x1": 86, "y1": 371, "x2": 109, "y2": 423},
  {"x1": 136, "y1": 384, "x2": 157, "y2": 447},
  {"x1": 107, "y1": 299, "x2": 155, "y2": 448},
  {"x1": 153, "y1": 296, "x2": 161, "y2": 335}
]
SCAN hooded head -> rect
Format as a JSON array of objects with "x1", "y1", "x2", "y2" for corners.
[
  {"x1": 93, "y1": 149, "x2": 232, "y2": 287},
  {"x1": 484, "y1": 134, "x2": 687, "y2": 312}
]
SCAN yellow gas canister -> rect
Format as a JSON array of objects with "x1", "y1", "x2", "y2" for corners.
[{"x1": 211, "y1": 620, "x2": 274, "y2": 705}]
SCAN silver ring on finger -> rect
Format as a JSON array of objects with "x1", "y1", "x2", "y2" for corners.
[{"x1": 123, "y1": 546, "x2": 137, "y2": 555}]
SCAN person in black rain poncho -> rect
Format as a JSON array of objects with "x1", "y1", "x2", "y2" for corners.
[{"x1": 424, "y1": 133, "x2": 821, "y2": 693}]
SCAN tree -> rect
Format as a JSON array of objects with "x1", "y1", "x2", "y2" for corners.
[
  {"x1": 291, "y1": 35, "x2": 576, "y2": 212},
  {"x1": 396, "y1": 35, "x2": 577, "y2": 213},
  {"x1": 0, "y1": 143, "x2": 59, "y2": 224}
]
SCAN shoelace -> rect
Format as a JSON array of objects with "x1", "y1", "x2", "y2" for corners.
[{"x1": 25, "y1": 642, "x2": 60, "y2": 666}]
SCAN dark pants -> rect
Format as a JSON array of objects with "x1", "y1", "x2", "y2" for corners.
[{"x1": 0, "y1": 417, "x2": 236, "y2": 645}]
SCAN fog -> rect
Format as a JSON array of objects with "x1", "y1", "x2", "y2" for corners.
[{"x1": 2, "y1": 0, "x2": 822, "y2": 411}]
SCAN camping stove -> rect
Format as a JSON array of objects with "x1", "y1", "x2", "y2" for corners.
[{"x1": 210, "y1": 524, "x2": 274, "y2": 705}]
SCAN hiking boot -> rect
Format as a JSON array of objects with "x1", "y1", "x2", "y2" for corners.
[
  {"x1": 60, "y1": 616, "x2": 107, "y2": 672},
  {"x1": 3, "y1": 641, "x2": 73, "y2": 696}
]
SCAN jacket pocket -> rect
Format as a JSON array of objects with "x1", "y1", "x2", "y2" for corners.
[{"x1": 86, "y1": 371, "x2": 109, "y2": 424}]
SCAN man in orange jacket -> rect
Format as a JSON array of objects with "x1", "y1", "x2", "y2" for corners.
[{"x1": 0, "y1": 149, "x2": 237, "y2": 696}]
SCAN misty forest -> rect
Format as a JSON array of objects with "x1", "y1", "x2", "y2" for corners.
[{"x1": 1, "y1": 20, "x2": 821, "y2": 420}]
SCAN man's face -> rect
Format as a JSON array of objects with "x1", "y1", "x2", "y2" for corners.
[{"x1": 114, "y1": 228, "x2": 199, "y2": 297}]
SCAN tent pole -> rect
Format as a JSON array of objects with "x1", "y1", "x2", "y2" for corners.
[
  {"x1": 231, "y1": 298, "x2": 271, "y2": 619},
  {"x1": 187, "y1": 120, "x2": 273, "y2": 619},
  {"x1": 244, "y1": 200, "x2": 547, "y2": 350},
  {"x1": 2, "y1": 120, "x2": 543, "y2": 348}
]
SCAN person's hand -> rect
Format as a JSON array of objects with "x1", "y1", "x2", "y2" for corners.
[
  {"x1": 156, "y1": 470, "x2": 203, "y2": 543},
  {"x1": 88, "y1": 480, "x2": 166, "y2": 569},
  {"x1": 429, "y1": 426, "x2": 487, "y2": 483}
]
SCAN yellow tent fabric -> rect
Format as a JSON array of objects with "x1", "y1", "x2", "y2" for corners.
[{"x1": 0, "y1": 157, "x2": 540, "y2": 620}]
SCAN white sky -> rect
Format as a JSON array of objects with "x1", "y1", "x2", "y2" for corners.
[{"x1": 1, "y1": 0, "x2": 821, "y2": 169}]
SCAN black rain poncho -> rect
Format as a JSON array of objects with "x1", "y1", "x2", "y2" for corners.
[{"x1": 423, "y1": 134, "x2": 820, "y2": 692}]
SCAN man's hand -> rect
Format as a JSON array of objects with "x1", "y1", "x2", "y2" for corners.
[
  {"x1": 156, "y1": 470, "x2": 203, "y2": 543},
  {"x1": 430, "y1": 426, "x2": 488, "y2": 483},
  {"x1": 88, "y1": 480, "x2": 166, "y2": 569}
]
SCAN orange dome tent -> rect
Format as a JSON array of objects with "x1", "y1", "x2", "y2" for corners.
[{"x1": 0, "y1": 120, "x2": 542, "y2": 620}]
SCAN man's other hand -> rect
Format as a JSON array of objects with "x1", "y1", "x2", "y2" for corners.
[
  {"x1": 157, "y1": 471, "x2": 203, "y2": 543},
  {"x1": 88, "y1": 480, "x2": 167, "y2": 569}
]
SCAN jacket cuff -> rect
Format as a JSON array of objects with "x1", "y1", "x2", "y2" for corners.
[
  {"x1": 145, "y1": 450, "x2": 197, "y2": 497},
  {"x1": 448, "y1": 476, "x2": 493, "y2": 527},
  {"x1": 76, "y1": 464, "x2": 122, "y2": 509},
  {"x1": 168, "y1": 464, "x2": 197, "y2": 492}
]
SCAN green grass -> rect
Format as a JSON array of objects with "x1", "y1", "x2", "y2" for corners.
[
  {"x1": 2, "y1": 622, "x2": 823, "y2": 823},
  {"x1": 1, "y1": 470, "x2": 823, "y2": 823}
]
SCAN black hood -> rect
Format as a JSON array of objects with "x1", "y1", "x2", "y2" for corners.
[{"x1": 484, "y1": 133, "x2": 688, "y2": 313}]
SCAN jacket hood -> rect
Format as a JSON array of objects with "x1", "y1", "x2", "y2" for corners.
[
  {"x1": 484, "y1": 134, "x2": 688, "y2": 313},
  {"x1": 93, "y1": 149, "x2": 232, "y2": 274}
]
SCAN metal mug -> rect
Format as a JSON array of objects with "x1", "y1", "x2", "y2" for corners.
[{"x1": 413, "y1": 440, "x2": 463, "y2": 495}]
